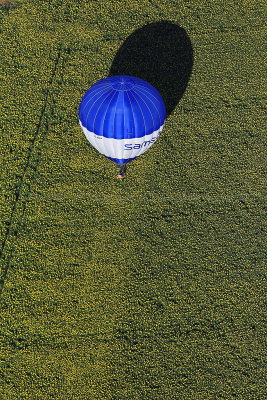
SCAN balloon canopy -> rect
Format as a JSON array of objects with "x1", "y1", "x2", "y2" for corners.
[{"x1": 79, "y1": 75, "x2": 166, "y2": 165}]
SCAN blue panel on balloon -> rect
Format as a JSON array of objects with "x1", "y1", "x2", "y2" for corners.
[{"x1": 79, "y1": 75, "x2": 166, "y2": 139}]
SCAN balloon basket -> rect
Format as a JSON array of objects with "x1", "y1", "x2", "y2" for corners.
[{"x1": 117, "y1": 164, "x2": 126, "y2": 179}]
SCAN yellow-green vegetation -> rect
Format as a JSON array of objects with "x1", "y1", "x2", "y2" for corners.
[{"x1": 0, "y1": 0, "x2": 266, "y2": 399}]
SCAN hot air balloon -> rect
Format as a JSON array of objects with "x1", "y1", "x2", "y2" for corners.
[{"x1": 79, "y1": 75, "x2": 166, "y2": 178}]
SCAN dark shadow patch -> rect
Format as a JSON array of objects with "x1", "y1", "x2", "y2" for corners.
[{"x1": 109, "y1": 21, "x2": 194, "y2": 119}]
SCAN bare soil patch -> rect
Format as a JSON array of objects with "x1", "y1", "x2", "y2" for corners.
[{"x1": 0, "y1": 0, "x2": 17, "y2": 8}]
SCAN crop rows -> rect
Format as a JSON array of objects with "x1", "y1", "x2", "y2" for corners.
[
  {"x1": 0, "y1": 1, "x2": 266, "y2": 399},
  {"x1": 0, "y1": 43, "x2": 66, "y2": 294}
]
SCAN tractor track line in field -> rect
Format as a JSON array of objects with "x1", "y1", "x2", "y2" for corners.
[{"x1": 0, "y1": 43, "x2": 63, "y2": 296}]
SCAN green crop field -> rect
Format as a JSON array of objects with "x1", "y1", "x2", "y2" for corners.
[{"x1": 0, "y1": 0, "x2": 266, "y2": 399}]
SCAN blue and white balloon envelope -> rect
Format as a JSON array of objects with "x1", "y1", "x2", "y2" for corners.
[{"x1": 79, "y1": 75, "x2": 166, "y2": 166}]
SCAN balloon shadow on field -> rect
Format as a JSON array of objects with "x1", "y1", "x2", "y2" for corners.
[{"x1": 109, "y1": 21, "x2": 194, "y2": 119}]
